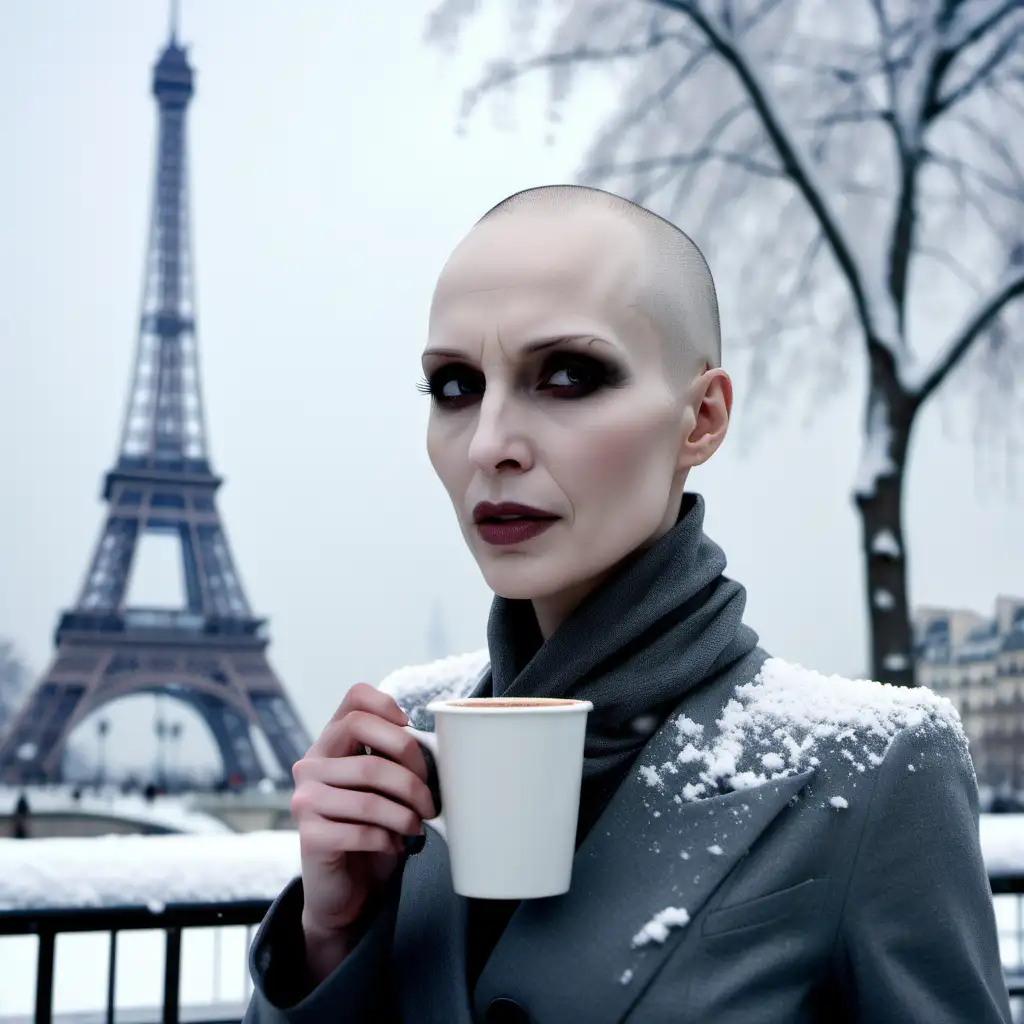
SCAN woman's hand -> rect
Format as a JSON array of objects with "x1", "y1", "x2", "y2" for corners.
[{"x1": 290, "y1": 683, "x2": 436, "y2": 980}]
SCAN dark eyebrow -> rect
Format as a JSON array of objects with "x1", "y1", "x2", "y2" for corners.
[{"x1": 422, "y1": 334, "x2": 613, "y2": 361}]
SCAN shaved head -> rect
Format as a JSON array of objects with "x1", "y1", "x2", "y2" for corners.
[
  {"x1": 425, "y1": 184, "x2": 734, "y2": 626},
  {"x1": 476, "y1": 184, "x2": 721, "y2": 385}
]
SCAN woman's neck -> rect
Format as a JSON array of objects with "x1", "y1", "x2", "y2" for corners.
[
  {"x1": 531, "y1": 571, "x2": 616, "y2": 641},
  {"x1": 530, "y1": 496, "x2": 685, "y2": 640}
]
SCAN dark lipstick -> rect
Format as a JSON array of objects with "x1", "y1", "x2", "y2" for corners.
[{"x1": 472, "y1": 501, "x2": 560, "y2": 547}]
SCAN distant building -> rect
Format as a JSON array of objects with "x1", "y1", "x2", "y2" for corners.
[{"x1": 915, "y1": 596, "x2": 1024, "y2": 795}]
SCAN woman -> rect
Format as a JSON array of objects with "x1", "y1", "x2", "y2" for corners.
[{"x1": 244, "y1": 186, "x2": 1011, "y2": 1023}]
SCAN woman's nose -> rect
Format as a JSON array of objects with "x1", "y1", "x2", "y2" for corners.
[{"x1": 467, "y1": 396, "x2": 533, "y2": 475}]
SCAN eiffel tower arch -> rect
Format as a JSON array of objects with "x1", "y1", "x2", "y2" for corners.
[{"x1": 0, "y1": 16, "x2": 311, "y2": 786}]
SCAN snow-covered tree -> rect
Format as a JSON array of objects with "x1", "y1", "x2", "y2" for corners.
[{"x1": 425, "y1": 0, "x2": 1024, "y2": 685}]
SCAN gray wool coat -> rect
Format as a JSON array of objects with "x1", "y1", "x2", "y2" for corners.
[{"x1": 243, "y1": 649, "x2": 1012, "y2": 1023}]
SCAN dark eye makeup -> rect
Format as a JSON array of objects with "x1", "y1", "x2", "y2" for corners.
[{"x1": 416, "y1": 352, "x2": 626, "y2": 410}]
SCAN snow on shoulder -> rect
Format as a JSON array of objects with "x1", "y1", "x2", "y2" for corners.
[
  {"x1": 379, "y1": 650, "x2": 489, "y2": 717},
  {"x1": 632, "y1": 906, "x2": 691, "y2": 948},
  {"x1": 641, "y1": 658, "x2": 965, "y2": 801}
]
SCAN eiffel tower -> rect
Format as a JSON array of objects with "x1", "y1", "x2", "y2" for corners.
[{"x1": 0, "y1": 12, "x2": 310, "y2": 786}]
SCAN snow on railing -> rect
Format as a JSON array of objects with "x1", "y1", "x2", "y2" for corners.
[
  {"x1": 1, "y1": 813, "x2": 1024, "y2": 911},
  {"x1": 981, "y1": 816, "x2": 1024, "y2": 879},
  {"x1": 0, "y1": 832, "x2": 300, "y2": 911}
]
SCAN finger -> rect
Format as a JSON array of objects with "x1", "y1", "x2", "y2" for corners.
[
  {"x1": 297, "y1": 754, "x2": 436, "y2": 821},
  {"x1": 300, "y1": 818, "x2": 403, "y2": 858},
  {"x1": 309, "y1": 687, "x2": 409, "y2": 759},
  {"x1": 312, "y1": 712, "x2": 430, "y2": 783},
  {"x1": 299, "y1": 781, "x2": 427, "y2": 838},
  {"x1": 316, "y1": 683, "x2": 408, "y2": 738}
]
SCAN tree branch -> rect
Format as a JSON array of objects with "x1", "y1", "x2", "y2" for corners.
[
  {"x1": 589, "y1": 145, "x2": 783, "y2": 183},
  {"x1": 582, "y1": 38, "x2": 717, "y2": 176},
  {"x1": 651, "y1": 0, "x2": 900, "y2": 352},
  {"x1": 928, "y1": 149, "x2": 1024, "y2": 206},
  {"x1": 927, "y1": 157, "x2": 1016, "y2": 248},
  {"x1": 805, "y1": 107, "x2": 889, "y2": 130},
  {"x1": 865, "y1": 0, "x2": 901, "y2": 127},
  {"x1": 955, "y1": 110, "x2": 1024, "y2": 194},
  {"x1": 903, "y1": 265, "x2": 1024, "y2": 400},
  {"x1": 872, "y1": 7, "x2": 952, "y2": 324},
  {"x1": 742, "y1": 230, "x2": 827, "y2": 349},
  {"x1": 942, "y1": 0, "x2": 1022, "y2": 52},
  {"x1": 915, "y1": 243, "x2": 987, "y2": 294},
  {"x1": 935, "y1": 23, "x2": 1024, "y2": 113},
  {"x1": 457, "y1": 33, "x2": 689, "y2": 123},
  {"x1": 866, "y1": 1, "x2": 1024, "y2": 332}
]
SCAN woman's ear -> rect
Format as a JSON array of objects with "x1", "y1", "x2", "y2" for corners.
[{"x1": 679, "y1": 367, "x2": 732, "y2": 468}]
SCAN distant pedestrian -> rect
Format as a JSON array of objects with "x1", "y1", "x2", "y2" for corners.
[{"x1": 12, "y1": 793, "x2": 30, "y2": 839}]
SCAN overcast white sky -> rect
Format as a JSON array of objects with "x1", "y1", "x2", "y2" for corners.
[{"x1": 1, "y1": 1, "x2": 1022, "y2": 775}]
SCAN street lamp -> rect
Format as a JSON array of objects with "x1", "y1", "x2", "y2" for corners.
[
  {"x1": 169, "y1": 721, "x2": 184, "y2": 791},
  {"x1": 154, "y1": 716, "x2": 168, "y2": 790},
  {"x1": 96, "y1": 718, "x2": 110, "y2": 789}
]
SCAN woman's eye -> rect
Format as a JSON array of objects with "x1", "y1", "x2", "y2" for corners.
[
  {"x1": 418, "y1": 365, "x2": 483, "y2": 409},
  {"x1": 418, "y1": 354, "x2": 621, "y2": 407},
  {"x1": 546, "y1": 367, "x2": 582, "y2": 388},
  {"x1": 539, "y1": 356, "x2": 615, "y2": 398}
]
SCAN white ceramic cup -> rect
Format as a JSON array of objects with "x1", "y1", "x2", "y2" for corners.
[{"x1": 403, "y1": 696, "x2": 592, "y2": 899}]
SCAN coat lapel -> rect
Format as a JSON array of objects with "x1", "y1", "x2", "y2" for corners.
[
  {"x1": 392, "y1": 828, "x2": 475, "y2": 1023},
  {"x1": 473, "y1": 715, "x2": 816, "y2": 1024}
]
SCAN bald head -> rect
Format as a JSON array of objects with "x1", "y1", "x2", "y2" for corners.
[{"x1": 476, "y1": 185, "x2": 721, "y2": 383}]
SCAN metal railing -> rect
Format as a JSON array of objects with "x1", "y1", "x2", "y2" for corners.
[
  {"x1": 990, "y1": 876, "x2": 1024, "y2": 1002},
  {"x1": 5, "y1": 880, "x2": 1024, "y2": 1023},
  {"x1": 0, "y1": 900, "x2": 271, "y2": 1024}
]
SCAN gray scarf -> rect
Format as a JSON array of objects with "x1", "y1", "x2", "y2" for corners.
[
  {"x1": 471, "y1": 492, "x2": 759, "y2": 786},
  {"x1": 457, "y1": 493, "x2": 760, "y2": 979}
]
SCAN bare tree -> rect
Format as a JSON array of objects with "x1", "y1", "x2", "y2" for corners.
[{"x1": 425, "y1": 0, "x2": 1024, "y2": 685}]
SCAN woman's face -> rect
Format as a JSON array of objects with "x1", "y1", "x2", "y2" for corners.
[{"x1": 423, "y1": 209, "x2": 714, "y2": 633}]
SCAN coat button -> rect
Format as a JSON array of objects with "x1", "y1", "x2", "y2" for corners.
[{"x1": 485, "y1": 997, "x2": 530, "y2": 1024}]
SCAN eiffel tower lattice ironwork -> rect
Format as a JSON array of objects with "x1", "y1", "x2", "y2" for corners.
[{"x1": 0, "y1": 22, "x2": 311, "y2": 786}]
